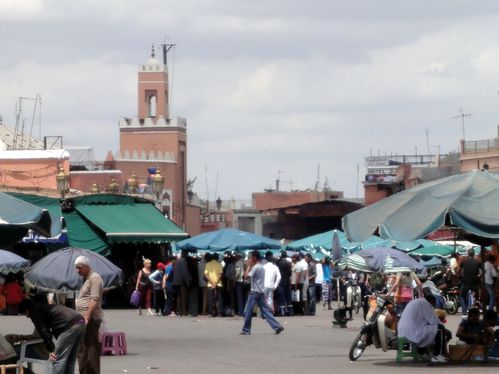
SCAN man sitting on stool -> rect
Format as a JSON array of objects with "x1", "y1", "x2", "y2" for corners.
[{"x1": 398, "y1": 288, "x2": 452, "y2": 363}]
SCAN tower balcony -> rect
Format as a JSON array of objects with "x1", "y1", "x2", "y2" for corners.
[{"x1": 119, "y1": 116, "x2": 186, "y2": 129}]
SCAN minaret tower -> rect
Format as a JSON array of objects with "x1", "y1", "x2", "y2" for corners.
[
  {"x1": 116, "y1": 43, "x2": 187, "y2": 227},
  {"x1": 138, "y1": 45, "x2": 169, "y2": 120}
]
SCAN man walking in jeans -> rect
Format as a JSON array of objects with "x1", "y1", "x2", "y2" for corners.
[{"x1": 240, "y1": 250, "x2": 284, "y2": 335}]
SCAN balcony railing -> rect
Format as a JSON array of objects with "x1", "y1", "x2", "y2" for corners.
[{"x1": 463, "y1": 138, "x2": 499, "y2": 154}]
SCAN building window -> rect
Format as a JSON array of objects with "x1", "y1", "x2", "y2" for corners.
[{"x1": 149, "y1": 95, "x2": 157, "y2": 117}]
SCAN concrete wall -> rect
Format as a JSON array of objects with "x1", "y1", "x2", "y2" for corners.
[
  {"x1": 253, "y1": 190, "x2": 343, "y2": 211},
  {"x1": 185, "y1": 205, "x2": 201, "y2": 237},
  {"x1": 0, "y1": 150, "x2": 70, "y2": 191},
  {"x1": 69, "y1": 170, "x2": 122, "y2": 193}
]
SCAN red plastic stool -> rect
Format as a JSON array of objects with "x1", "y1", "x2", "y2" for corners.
[{"x1": 99, "y1": 332, "x2": 127, "y2": 355}]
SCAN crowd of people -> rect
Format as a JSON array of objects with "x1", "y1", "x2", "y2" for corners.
[
  {"x1": 132, "y1": 249, "x2": 342, "y2": 318},
  {"x1": 129, "y1": 247, "x2": 499, "y2": 321}
]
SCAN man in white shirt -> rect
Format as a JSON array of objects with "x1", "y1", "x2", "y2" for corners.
[
  {"x1": 263, "y1": 251, "x2": 282, "y2": 313},
  {"x1": 292, "y1": 253, "x2": 308, "y2": 315}
]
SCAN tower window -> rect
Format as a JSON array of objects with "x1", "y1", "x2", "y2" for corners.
[{"x1": 148, "y1": 95, "x2": 157, "y2": 117}]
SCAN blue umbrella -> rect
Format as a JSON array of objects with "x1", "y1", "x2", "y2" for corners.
[
  {"x1": 176, "y1": 228, "x2": 281, "y2": 252},
  {"x1": 25, "y1": 247, "x2": 122, "y2": 291},
  {"x1": 338, "y1": 247, "x2": 426, "y2": 274},
  {"x1": 0, "y1": 250, "x2": 29, "y2": 274},
  {"x1": 331, "y1": 230, "x2": 342, "y2": 263}
]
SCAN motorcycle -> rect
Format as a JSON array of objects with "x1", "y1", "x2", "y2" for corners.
[
  {"x1": 348, "y1": 293, "x2": 398, "y2": 361},
  {"x1": 442, "y1": 287, "x2": 459, "y2": 315},
  {"x1": 344, "y1": 278, "x2": 362, "y2": 315}
]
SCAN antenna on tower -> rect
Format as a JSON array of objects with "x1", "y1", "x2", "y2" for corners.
[
  {"x1": 452, "y1": 107, "x2": 471, "y2": 140},
  {"x1": 161, "y1": 39, "x2": 176, "y2": 66},
  {"x1": 161, "y1": 37, "x2": 176, "y2": 121}
]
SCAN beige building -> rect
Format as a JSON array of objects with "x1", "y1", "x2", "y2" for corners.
[{"x1": 460, "y1": 126, "x2": 499, "y2": 172}]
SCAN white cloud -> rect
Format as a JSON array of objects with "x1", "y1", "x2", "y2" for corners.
[
  {"x1": 0, "y1": 0, "x2": 61, "y2": 21},
  {"x1": 2, "y1": 1, "x2": 499, "y2": 200}
]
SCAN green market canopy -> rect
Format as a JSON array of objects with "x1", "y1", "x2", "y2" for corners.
[
  {"x1": 343, "y1": 170, "x2": 499, "y2": 242},
  {"x1": 9, "y1": 193, "x2": 187, "y2": 255}
]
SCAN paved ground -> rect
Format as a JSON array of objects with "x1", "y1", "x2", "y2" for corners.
[{"x1": 2, "y1": 307, "x2": 498, "y2": 374}]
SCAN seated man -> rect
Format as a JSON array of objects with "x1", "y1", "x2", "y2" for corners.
[
  {"x1": 483, "y1": 310, "x2": 498, "y2": 357},
  {"x1": 456, "y1": 307, "x2": 484, "y2": 344},
  {"x1": 398, "y1": 288, "x2": 451, "y2": 363}
]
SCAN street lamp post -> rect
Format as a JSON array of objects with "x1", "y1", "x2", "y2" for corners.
[
  {"x1": 151, "y1": 168, "x2": 165, "y2": 200},
  {"x1": 128, "y1": 174, "x2": 138, "y2": 194},
  {"x1": 107, "y1": 178, "x2": 119, "y2": 193},
  {"x1": 56, "y1": 166, "x2": 70, "y2": 199},
  {"x1": 90, "y1": 183, "x2": 99, "y2": 194}
]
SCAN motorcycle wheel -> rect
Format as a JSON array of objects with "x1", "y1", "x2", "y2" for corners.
[
  {"x1": 348, "y1": 331, "x2": 368, "y2": 361},
  {"x1": 446, "y1": 299, "x2": 459, "y2": 315},
  {"x1": 354, "y1": 294, "x2": 362, "y2": 314}
]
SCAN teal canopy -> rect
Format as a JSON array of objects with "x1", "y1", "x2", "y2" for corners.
[
  {"x1": 0, "y1": 192, "x2": 52, "y2": 246},
  {"x1": 285, "y1": 230, "x2": 444, "y2": 258},
  {"x1": 343, "y1": 170, "x2": 499, "y2": 242},
  {"x1": 285, "y1": 229, "x2": 384, "y2": 253},
  {"x1": 410, "y1": 244, "x2": 456, "y2": 257},
  {"x1": 177, "y1": 228, "x2": 281, "y2": 252}
]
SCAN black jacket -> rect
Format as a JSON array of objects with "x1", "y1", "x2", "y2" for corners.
[{"x1": 29, "y1": 304, "x2": 83, "y2": 352}]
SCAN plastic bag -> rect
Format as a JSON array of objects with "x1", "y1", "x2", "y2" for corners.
[{"x1": 130, "y1": 290, "x2": 141, "y2": 307}]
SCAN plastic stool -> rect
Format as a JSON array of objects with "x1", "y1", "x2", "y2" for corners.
[
  {"x1": 0, "y1": 364, "x2": 24, "y2": 374},
  {"x1": 396, "y1": 337, "x2": 425, "y2": 363},
  {"x1": 99, "y1": 332, "x2": 127, "y2": 355}
]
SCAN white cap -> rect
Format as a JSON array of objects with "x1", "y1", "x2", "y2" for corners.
[{"x1": 74, "y1": 255, "x2": 90, "y2": 267}]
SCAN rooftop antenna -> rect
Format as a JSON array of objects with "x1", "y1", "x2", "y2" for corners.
[
  {"x1": 14, "y1": 96, "x2": 37, "y2": 149},
  {"x1": 276, "y1": 169, "x2": 283, "y2": 192},
  {"x1": 204, "y1": 164, "x2": 210, "y2": 211},
  {"x1": 425, "y1": 128, "x2": 430, "y2": 154},
  {"x1": 214, "y1": 169, "x2": 219, "y2": 206},
  {"x1": 315, "y1": 164, "x2": 320, "y2": 190},
  {"x1": 161, "y1": 38, "x2": 176, "y2": 120},
  {"x1": 356, "y1": 164, "x2": 360, "y2": 199},
  {"x1": 452, "y1": 107, "x2": 471, "y2": 140}
]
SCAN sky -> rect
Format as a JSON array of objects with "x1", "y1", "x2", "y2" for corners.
[{"x1": 1, "y1": 0, "x2": 498, "y2": 201}]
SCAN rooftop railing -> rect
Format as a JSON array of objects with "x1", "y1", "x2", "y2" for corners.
[{"x1": 463, "y1": 138, "x2": 499, "y2": 154}]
